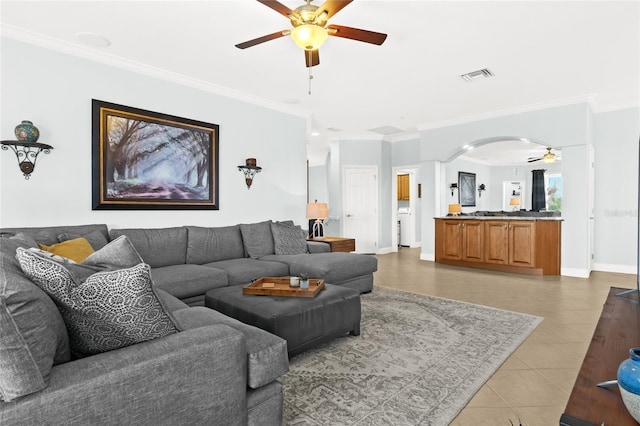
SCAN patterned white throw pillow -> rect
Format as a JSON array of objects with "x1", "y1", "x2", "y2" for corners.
[{"x1": 15, "y1": 237, "x2": 179, "y2": 357}]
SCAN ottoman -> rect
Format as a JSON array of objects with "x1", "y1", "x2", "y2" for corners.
[{"x1": 205, "y1": 283, "x2": 361, "y2": 357}]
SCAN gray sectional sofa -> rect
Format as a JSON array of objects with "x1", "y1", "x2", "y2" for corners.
[{"x1": 0, "y1": 220, "x2": 377, "y2": 425}]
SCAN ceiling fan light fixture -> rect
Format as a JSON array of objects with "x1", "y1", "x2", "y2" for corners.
[
  {"x1": 543, "y1": 151, "x2": 556, "y2": 163},
  {"x1": 291, "y1": 24, "x2": 328, "y2": 50}
]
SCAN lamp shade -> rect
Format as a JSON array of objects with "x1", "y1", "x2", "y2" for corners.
[
  {"x1": 448, "y1": 203, "x2": 462, "y2": 214},
  {"x1": 306, "y1": 202, "x2": 329, "y2": 219},
  {"x1": 291, "y1": 24, "x2": 328, "y2": 50}
]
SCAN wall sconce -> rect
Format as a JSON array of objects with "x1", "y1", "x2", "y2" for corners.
[
  {"x1": 478, "y1": 183, "x2": 486, "y2": 197},
  {"x1": 449, "y1": 183, "x2": 458, "y2": 196},
  {"x1": 306, "y1": 200, "x2": 329, "y2": 239},
  {"x1": 1, "y1": 120, "x2": 52, "y2": 180},
  {"x1": 238, "y1": 158, "x2": 262, "y2": 189}
]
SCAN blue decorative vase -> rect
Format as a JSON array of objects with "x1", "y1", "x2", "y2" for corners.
[
  {"x1": 618, "y1": 347, "x2": 640, "y2": 422},
  {"x1": 14, "y1": 120, "x2": 40, "y2": 142}
]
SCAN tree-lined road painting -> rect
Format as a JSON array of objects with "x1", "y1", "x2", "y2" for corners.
[{"x1": 105, "y1": 115, "x2": 213, "y2": 201}]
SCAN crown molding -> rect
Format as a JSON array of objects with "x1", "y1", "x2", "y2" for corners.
[
  {"x1": 417, "y1": 94, "x2": 601, "y2": 131},
  {"x1": 1, "y1": 25, "x2": 310, "y2": 120}
]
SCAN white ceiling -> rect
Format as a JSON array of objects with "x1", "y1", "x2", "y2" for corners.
[{"x1": 1, "y1": 1, "x2": 638, "y2": 165}]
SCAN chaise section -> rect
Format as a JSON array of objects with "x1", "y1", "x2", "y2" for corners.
[
  {"x1": 151, "y1": 264, "x2": 228, "y2": 306},
  {"x1": 203, "y1": 258, "x2": 290, "y2": 286},
  {"x1": 260, "y1": 252, "x2": 378, "y2": 293}
]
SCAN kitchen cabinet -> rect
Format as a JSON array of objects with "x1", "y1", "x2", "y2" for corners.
[
  {"x1": 397, "y1": 174, "x2": 410, "y2": 200},
  {"x1": 484, "y1": 221, "x2": 535, "y2": 267},
  {"x1": 439, "y1": 219, "x2": 484, "y2": 263},
  {"x1": 435, "y1": 218, "x2": 560, "y2": 275}
]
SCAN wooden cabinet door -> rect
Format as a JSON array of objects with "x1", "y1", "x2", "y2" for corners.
[
  {"x1": 484, "y1": 221, "x2": 509, "y2": 264},
  {"x1": 397, "y1": 174, "x2": 410, "y2": 200},
  {"x1": 509, "y1": 221, "x2": 535, "y2": 267},
  {"x1": 462, "y1": 221, "x2": 484, "y2": 262},
  {"x1": 441, "y1": 220, "x2": 463, "y2": 260}
]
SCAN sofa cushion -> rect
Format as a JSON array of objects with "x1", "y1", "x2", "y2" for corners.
[
  {"x1": 57, "y1": 230, "x2": 110, "y2": 250},
  {"x1": 39, "y1": 237, "x2": 95, "y2": 262},
  {"x1": 172, "y1": 307, "x2": 288, "y2": 389},
  {"x1": 151, "y1": 264, "x2": 229, "y2": 300},
  {"x1": 15, "y1": 236, "x2": 180, "y2": 357},
  {"x1": 260, "y1": 252, "x2": 378, "y2": 283},
  {"x1": 186, "y1": 225, "x2": 246, "y2": 263},
  {"x1": 204, "y1": 258, "x2": 289, "y2": 286},
  {"x1": 0, "y1": 236, "x2": 70, "y2": 402},
  {"x1": 109, "y1": 227, "x2": 187, "y2": 268},
  {"x1": 0, "y1": 224, "x2": 109, "y2": 246},
  {"x1": 240, "y1": 221, "x2": 275, "y2": 259},
  {"x1": 270, "y1": 222, "x2": 308, "y2": 255}
]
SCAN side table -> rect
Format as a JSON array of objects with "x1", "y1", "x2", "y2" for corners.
[{"x1": 308, "y1": 236, "x2": 355, "y2": 252}]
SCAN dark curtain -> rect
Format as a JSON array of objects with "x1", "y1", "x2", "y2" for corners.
[{"x1": 532, "y1": 169, "x2": 546, "y2": 211}]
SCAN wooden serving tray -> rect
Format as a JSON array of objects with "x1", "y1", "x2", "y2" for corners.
[{"x1": 243, "y1": 277, "x2": 325, "y2": 298}]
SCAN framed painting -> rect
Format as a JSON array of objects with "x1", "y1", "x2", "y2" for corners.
[
  {"x1": 92, "y1": 100, "x2": 219, "y2": 210},
  {"x1": 458, "y1": 171, "x2": 476, "y2": 207}
]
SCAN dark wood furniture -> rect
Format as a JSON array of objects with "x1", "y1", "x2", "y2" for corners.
[
  {"x1": 561, "y1": 287, "x2": 640, "y2": 425},
  {"x1": 434, "y1": 218, "x2": 561, "y2": 275},
  {"x1": 243, "y1": 277, "x2": 325, "y2": 297},
  {"x1": 309, "y1": 236, "x2": 356, "y2": 252}
]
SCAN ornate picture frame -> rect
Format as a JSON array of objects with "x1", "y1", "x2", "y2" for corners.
[
  {"x1": 92, "y1": 100, "x2": 219, "y2": 210},
  {"x1": 458, "y1": 171, "x2": 476, "y2": 207}
]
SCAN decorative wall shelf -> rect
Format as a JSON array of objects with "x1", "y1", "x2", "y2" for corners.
[{"x1": 1, "y1": 140, "x2": 53, "y2": 179}]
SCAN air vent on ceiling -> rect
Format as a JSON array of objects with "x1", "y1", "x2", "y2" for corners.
[
  {"x1": 460, "y1": 68, "x2": 494, "y2": 82},
  {"x1": 369, "y1": 126, "x2": 404, "y2": 135}
]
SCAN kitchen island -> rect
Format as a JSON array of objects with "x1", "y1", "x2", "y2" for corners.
[{"x1": 435, "y1": 216, "x2": 562, "y2": 275}]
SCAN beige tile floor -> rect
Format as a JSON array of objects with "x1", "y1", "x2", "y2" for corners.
[{"x1": 373, "y1": 248, "x2": 636, "y2": 426}]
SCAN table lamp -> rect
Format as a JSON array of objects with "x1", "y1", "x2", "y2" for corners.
[
  {"x1": 307, "y1": 200, "x2": 329, "y2": 239},
  {"x1": 448, "y1": 204, "x2": 462, "y2": 216},
  {"x1": 510, "y1": 197, "x2": 521, "y2": 211}
]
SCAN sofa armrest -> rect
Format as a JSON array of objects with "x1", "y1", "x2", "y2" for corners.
[
  {"x1": 0, "y1": 325, "x2": 247, "y2": 426},
  {"x1": 306, "y1": 241, "x2": 331, "y2": 253}
]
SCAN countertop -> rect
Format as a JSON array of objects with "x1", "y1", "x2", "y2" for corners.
[{"x1": 436, "y1": 216, "x2": 562, "y2": 221}]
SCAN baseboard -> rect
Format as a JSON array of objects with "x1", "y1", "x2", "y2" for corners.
[
  {"x1": 420, "y1": 252, "x2": 435, "y2": 261},
  {"x1": 377, "y1": 247, "x2": 394, "y2": 255},
  {"x1": 592, "y1": 262, "x2": 636, "y2": 275},
  {"x1": 561, "y1": 267, "x2": 591, "y2": 278}
]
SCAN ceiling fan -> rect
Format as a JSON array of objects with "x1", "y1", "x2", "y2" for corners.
[
  {"x1": 235, "y1": 0, "x2": 388, "y2": 68},
  {"x1": 528, "y1": 147, "x2": 556, "y2": 164}
]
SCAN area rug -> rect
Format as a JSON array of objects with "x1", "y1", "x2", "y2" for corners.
[{"x1": 283, "y1": 287, "x2": 543, "y2": 425}]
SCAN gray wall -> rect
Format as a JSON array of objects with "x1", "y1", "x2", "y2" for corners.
[
  {"x1": 316, "y1": 103, "x2": 639, "y2": 275},
  {"x1": 0, "y1": 38, "x2": 309, "y2": 229}
]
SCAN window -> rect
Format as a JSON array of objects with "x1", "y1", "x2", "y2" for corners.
[{"x1": 545, "y1": 173, "x2": 562, "y2": 211}]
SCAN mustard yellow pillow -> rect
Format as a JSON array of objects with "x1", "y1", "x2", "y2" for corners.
[{"x1": 39, "y1": 238, "x2": 95, "y2": 263}]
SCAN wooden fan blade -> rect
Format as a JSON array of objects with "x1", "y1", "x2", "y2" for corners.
[
  {"x1": 257, "y1": 0, "x2": 295, "y2": 18},
  {"x1": 305, "y1": 49, "x2": 320, "y2": 68},
  {"x1": 527, "y1": 157, "x2": 542, "y2": 163},
  {"x1": 315, "y1": 0, "x2": 353, "y2": 20},
  {"x1": 235, "y1": 30, "x2": 288, "y2": 49},
  {"x1": 327, "y1": 24, "x2": 387, "y2": 45}
]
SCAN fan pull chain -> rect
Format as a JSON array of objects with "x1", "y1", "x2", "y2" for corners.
[{"x1": 308, "y1": 66, "x2": 313, "y2": 95}]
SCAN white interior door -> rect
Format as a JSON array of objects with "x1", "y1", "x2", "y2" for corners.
[{"x1": 343, "y1": 167, "x2": 378, "y2": 253}]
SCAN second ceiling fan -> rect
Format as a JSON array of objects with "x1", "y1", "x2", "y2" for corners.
[{"x1": 235, "y1": 0, "x2": 387, "y2": 67}]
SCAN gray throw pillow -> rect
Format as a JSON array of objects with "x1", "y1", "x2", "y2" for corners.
[
  {"x1": 240, "y1": 221, "x2": 276, "y2": 259},
  {"x1": 270, "y1": 222, "x2": 308, "y2": 255},
  {"x1": 0, "y1": 236, "x2": 70, "y2": 402},
  {"x1": 15, "y1": 236, "x2": 180, "y2": 357},
  {"x1": 57, "y1": 230, "x2": 109, "y2": 250}
]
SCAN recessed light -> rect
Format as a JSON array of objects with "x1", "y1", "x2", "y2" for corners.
[
  {"x1": 76, "y1": 32, "x2": 111, "y2": 48},
  {"x1": 311, "y1": 131, "x2": 320, "y2": 136}
]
